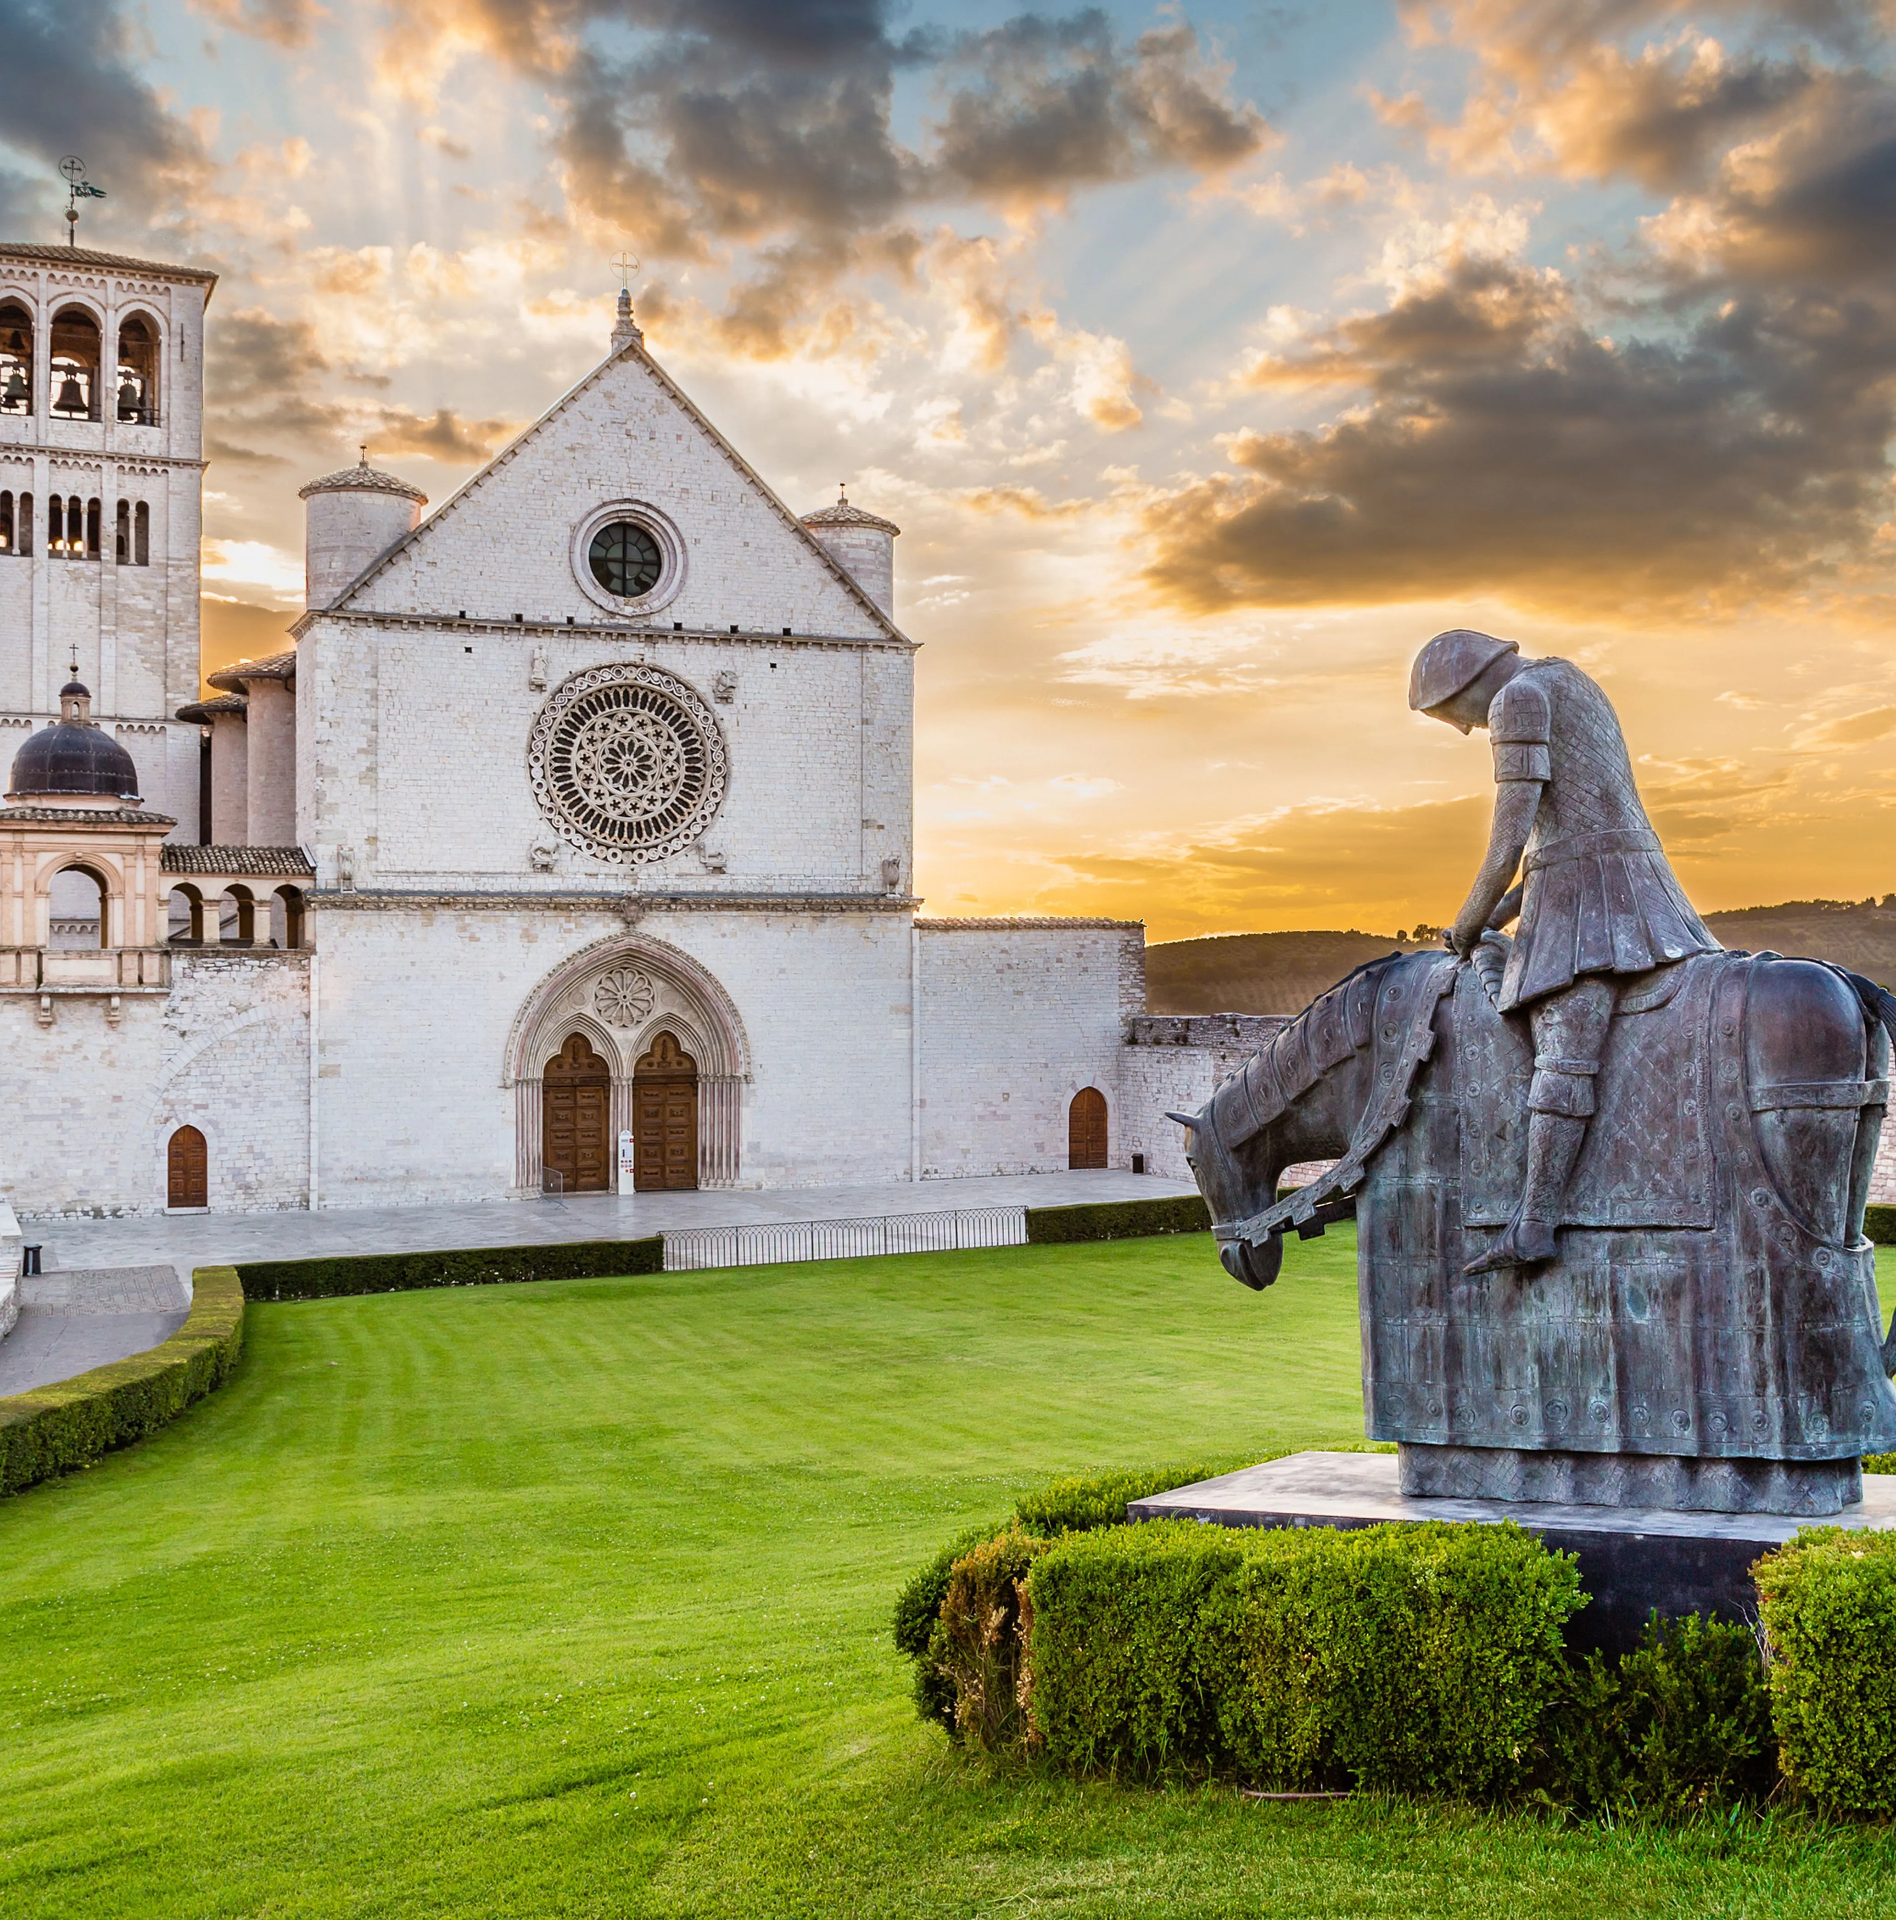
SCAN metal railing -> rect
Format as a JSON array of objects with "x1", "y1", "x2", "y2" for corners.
[{"x1": 663, "y1": 1206, "x2": 1027, "y2": 1272}]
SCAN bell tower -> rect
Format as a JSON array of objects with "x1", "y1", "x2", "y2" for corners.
[{"x1": 0, "y1": 239, "x2": 216, "y2": 839}]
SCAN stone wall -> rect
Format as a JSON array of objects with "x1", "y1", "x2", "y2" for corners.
[
  {"x1": 0, "y1": 951, "x2": 307, "y2": 1216},
  {"x1": 311, "y1": 903, "x2": 920, "y2": 1206},
  {"x1": 915, "y1": 919, "x2": 1142, "y2": 1179},
  {"x1": 1120, "y1": 1014, "x2": 1293, "y2": 1181}
]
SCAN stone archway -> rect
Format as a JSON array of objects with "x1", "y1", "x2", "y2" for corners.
[{"x1": 505, "y1": 933, "x2": 749, "y2": 1196}]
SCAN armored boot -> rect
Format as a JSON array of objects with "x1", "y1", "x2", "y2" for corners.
[{"x1": 1464, "y1": 1060, "x2": 1596, "y2": 1274}]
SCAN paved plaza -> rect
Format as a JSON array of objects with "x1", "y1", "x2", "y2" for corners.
[{"x1": 20, "y1": 1168, "x2": 1195, "y2": 1285}]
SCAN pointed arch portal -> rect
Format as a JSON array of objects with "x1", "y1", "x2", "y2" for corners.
[{"x1": 505, "y1": 932, "x2": 748, "y2": 1195}]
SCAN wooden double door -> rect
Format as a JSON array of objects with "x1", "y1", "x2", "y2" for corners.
[
  {"x1": 540, "y1": 1030, "x2": 700, "y2": 1194},
  {"x1": 634, "y1": 1031, "x2": 698, "y2": 1191}
]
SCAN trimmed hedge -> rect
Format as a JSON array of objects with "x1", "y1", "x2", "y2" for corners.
[
  {"x1": 1863, "y1": 1203, "x2": 1896, "y2": 1244},
  {"x1": 891, "y1": 1462, "x2": 1844, "y2": 1812},
  {"x1": 1755, "y1": 1527, "x2": 1896, "y2": 1817},
  {"x1": 237, "y1": 1236, "x2": 664, "y2": 1301},
  {"x1": 0, "y1": 1265, "x2": 245, "y2": 1496},
  {"x1": 1024, "y1": 1196, "x2": 1210, "y2": 1244},
  {"x1": 1027, "y1": 1518, "x2": 1581, "y2": 1795},
  {"x1": 1546, "y1": 1613, "x2": 1776, "y2": 1813}
]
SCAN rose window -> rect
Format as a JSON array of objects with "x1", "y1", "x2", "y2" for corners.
[{"x1": 528, "y1": 664, "x2": 727, "y2": 863}]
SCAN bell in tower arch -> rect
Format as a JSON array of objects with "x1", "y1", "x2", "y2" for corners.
[{"x1": 55, "y1": 370, "x2": 86, "y2": 415}]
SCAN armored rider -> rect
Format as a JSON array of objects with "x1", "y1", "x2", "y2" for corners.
[{"x1": 1410, "y1": 629, "x2": 1720, "y2": 1274}]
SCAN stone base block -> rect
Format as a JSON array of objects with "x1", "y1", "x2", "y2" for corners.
[
  {"x1": 1128, "y1": 1451, "x2": 1896, "y2": 1653},
  {"x1": 1397, "y1": 1443, "x2": 1861, "y2": 1515}
]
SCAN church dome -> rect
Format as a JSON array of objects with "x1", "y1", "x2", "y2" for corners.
[{"x1": 7, "y1": 680, "x2": 142, "y2": 803}]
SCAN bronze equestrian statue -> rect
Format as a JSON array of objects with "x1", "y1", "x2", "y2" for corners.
[{"x1": 1173, "y1": 630, "x2": 1896, "y2": 1515}]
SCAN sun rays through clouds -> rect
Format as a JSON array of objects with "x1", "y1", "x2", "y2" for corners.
[{"x1": 10, "y1": 0, "x2": 1896, "y2": 929}]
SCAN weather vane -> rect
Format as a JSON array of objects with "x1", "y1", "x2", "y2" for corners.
[
  {"x1": 613, "y1": 252, "x2": 640, "y2": 290},
  {"x1": 59, "y1": 156, "x2": 106, "y2": 248}
]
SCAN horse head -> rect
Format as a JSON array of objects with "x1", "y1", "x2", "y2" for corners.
[
  {"x1": 1169, "y1": 1098, "x2": 1285, "y2": 1291},
  {"x1": 1165, "y1": 951, "x2": 1417, "y2": 1292}
]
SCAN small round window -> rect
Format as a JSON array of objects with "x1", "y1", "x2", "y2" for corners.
[{"x1": 588, "y1": 520, "x2": 664, "y2": 599}]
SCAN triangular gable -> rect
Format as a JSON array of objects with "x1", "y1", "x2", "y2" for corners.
[{"x1": 329, "y1": 336, "x2": 905, "y2": 640}]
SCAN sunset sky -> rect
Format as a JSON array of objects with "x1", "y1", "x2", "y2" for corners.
[{"x1": 6, "y1": 0, "x2": 1896, "y2": 938}]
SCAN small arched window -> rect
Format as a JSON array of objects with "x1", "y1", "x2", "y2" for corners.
[
  {"x1": 134, "y1": 499, "x2": 149, "y2": 565},
  {"x1": 1, "y1": 490, "x2": 13, "y2": 554},
  {"x1": 116, "y1": 499, "x2": 129, "y2": 563},
  {"x1": 115, "y1": 313, "x2": 158, "y2": 424},
  {"x1": 48, "y1": 866, "x2": 107, "y2": 950},
  {"x1": 85, "y1": 496, "x2": 100, "y2": 559},
  {"x1": 167, "y1": 1125, "x2": 208, "y2": 1209},
  {"x1": 49, "y1": 306, "x2": 100, "y2": 420},
  {"x1": 167, "y1": 885, "x2": 205, "y2": 945},
  {"x1": 1068, "y1": 1087, "x2": 1109, "y2": 1171},
  {"x1": 0, "y1": 302, "x2": 31, "y2": 416}
]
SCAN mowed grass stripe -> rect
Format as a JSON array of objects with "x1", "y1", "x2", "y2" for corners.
[{"x1": 0, "y1": 1232, "x2": 1891, "y2": 1918}]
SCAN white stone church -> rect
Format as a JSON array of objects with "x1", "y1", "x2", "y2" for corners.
[{"x1": 0, "y1": 239, "x2": 1222, "y2": 1217}]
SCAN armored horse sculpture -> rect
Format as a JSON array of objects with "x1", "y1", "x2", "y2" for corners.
[{"x1": 1173, "y1": 631, "x2": 1896, "y2": 1517}]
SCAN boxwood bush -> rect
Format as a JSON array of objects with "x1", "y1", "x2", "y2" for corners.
[
  {"x1": 1028, "y1": 1517, "x2": 1582, "y2": 1795},
  {"x1": 1024, "y1": 1196, "x2": 1210, "y2": 1244},
  {"x1": 895, "y1": 1461, "x2": 1896, "y2": 1813},
  {"x1": 1755, "y1": 1527, "x2": 1896, "y2": 1817},
  {"x1": 237, "y1": 1236, "x2": 664, "y2": 1300},
  {"x1": 0, "y1": 1265, "x2": 245, "y2": 1495}
]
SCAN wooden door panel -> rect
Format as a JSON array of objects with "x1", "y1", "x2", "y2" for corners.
[
  {"x1": 167, "y1": 1125, "x2": 207, "y2": 1208},
  {"x1": 1068, "y1": 1088, "x2": 1108, "y2": 1170}
]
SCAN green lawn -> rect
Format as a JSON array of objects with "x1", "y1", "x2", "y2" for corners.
[{"x1": 1, "y1": 1229, "x2": 1892, "y2": 1918}]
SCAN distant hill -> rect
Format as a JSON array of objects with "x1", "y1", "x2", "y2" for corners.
[
  {"x1": 1146, "y1": 931, "x2": 1426, "y2": 1015},
  {"x1": 1146, "y1": 900, "x2": 1896, "y2": 1015}
]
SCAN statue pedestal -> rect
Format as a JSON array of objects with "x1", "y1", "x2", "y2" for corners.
[{"x1": 1128, "y1": 1451, "x2": 1896, "y2": 1653}]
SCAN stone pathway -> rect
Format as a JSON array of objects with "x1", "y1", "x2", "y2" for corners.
[
  {"x1": 18, "y1": 1168, "x2": 1194, "y2": 1280},
  {"x1": 0, "y1": 1306, "x2": 190, "y2": 1397}
]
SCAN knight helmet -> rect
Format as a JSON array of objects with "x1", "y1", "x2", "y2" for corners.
[{"x1": 1408, "y1": 629, "x2": 1519, "y2": 713}]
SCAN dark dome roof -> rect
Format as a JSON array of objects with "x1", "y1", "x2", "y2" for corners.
[{"x1": 8, "y1": 685, "x2": 142, "y2": 801}]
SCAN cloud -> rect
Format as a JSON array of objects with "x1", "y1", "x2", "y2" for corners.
[
  {"x1": 381, "y1": 4, "x2": 1264, "y2": 327},
  {"x1": 1138, "y1": 228, "x2": 1896, "y2": 617},
  {"x1": 1795, "y1": 704, "x2": 1896, "y2": 747},
  {"x1": 928, "y1": 16, "x2": 1269, "y2": 211},
  {"x1": 194, "y1": 0, "x2": 327, "y2": 48},
  {"x1": 1645, "y1": 70, "x2": 1896, "y2": 282},
  {"x1": 0, "y1": 0, "x2": 211, "y2": 216},
  {"x1": 203, "y1": 306, "x2": 514, "y2": 472}
]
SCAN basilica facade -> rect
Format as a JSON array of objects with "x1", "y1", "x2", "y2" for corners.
[{"x1": 0, "y1": 241, "x2": 1177, "y2": 1216}]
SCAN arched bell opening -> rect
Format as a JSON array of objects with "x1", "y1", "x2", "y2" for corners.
[
  {"x1": 0, "y1": 301, "x2": 31, "y2": 416},
  {"x1": 542, "y1": 1032, "x2": 612, "y2": 1194},
  {"x1": 167, "y1": 1124, "x2": 208, "y2": 1209},
  {"x1": 167, "y1": 884, "x2": 206, "y2": 946},
  {"x1": 115, "y1": 313, "x2": 159, "y2": 424},
  {"x1": 219, "y1": 884, "x2": 256, "y2": 947},
  {"x1": 633, "y1": 1031, "x2": 699, "y2": 1191},
  {"x1": 1068, "y1": 1086, "x2": 1109, "y2": 1170},
  {"x1": 271, "y1": 885, "x2": 306, "y2": 951},
  {"x1": 49, "y1": 305, "x2": 100, "y2": 420},
  {"x1": 47, "y1": 864, "x2": 108, "y2": 951}
]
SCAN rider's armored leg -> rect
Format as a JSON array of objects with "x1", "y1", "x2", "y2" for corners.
[{"x1": 1465, "y1": 976, "x2": 1617, "y2": 1274}]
